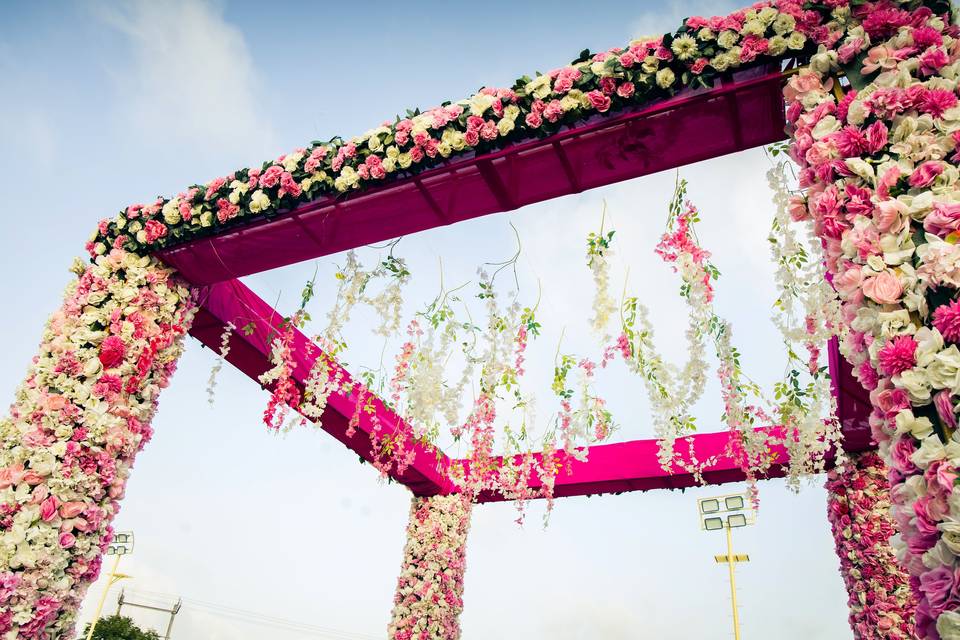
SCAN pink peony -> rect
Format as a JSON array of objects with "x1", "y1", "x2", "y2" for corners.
[
  {"x1": 934, "y1": 299, "x2": 960, "y2": 342},
  {"x1": 877, "y1": 335, "x2": 917, "y2": 376}
]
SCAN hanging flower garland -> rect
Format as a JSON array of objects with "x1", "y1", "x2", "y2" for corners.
[
  {"x1": 826, "y1": 450, "x2": 917, "y2": 639},
  {"x1": 591, "y1": 176, "x2": 840, "y2": 488}
]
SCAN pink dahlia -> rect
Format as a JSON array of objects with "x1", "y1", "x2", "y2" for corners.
[
  {"x1": 877, "y1": 335, "x2": 917, "y2": 376},
  {"x1": 934, "y1": 299, "x2": 960, "y2": 342}
]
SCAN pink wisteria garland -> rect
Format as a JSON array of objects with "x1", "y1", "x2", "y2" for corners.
[
  {"x1": 783, "y1": 4, "x2": 960, "y2": 637},
  {"x1": 0, "y1": 251, "x2": 195, "y2": 638},
  {"x1": 826, "y1": 451, "x2": 916, "y2": 638},
  {"x1": 387, "y1": 494, "x2": 472, "y2": 640}
]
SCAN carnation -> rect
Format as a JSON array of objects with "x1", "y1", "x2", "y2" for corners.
[
  {"x1": 934, "y1": 300, "x2": 960, "y2": 344},
  {"x1": 877, "y1": 335, "x2": 918, "y2": 376}
]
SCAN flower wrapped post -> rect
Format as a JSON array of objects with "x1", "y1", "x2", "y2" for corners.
[
  {"x1": 0, "y1": 252, "x2": 194, "y2": 638},
  {"x1": 388, "y1": 495, "x2": 472, "y2": 640},
  {"x1": 826, "y1": 451, "x2": 916, "y2": 638},
  {"x1": 781, "y1": 2, "x2": 960, "y2": 636}
]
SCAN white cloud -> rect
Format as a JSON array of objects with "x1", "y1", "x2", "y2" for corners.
[{"x1": 90, "y1": 0, "x2": 275, "y2": 167}]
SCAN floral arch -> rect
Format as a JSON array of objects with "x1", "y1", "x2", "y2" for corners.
[{"x1": 1, "y1": 1, "x2": 958, "y2": 638}]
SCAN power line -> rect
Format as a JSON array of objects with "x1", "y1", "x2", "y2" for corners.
[{"x1": 122, "y1": 589, "x2": 382, "y2": 640}]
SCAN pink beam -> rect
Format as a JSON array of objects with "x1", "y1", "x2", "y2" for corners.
[
  {"x1": 158, "y1": 66, "x2": 787, "y2": 286},
  {"x1": 189, "y1": 278, "x2": 452, "y2": 496},
  {"x1": 190, "y1": 280, "x2": 874, "y2": 500}
]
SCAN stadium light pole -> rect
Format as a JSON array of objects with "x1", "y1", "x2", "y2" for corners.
[
  {"x1": 698, "y1": 494, "x2": 754, "y2": 640},
  {"x1": 84, "y1": 531, "x2": 135, "y2": 640}
]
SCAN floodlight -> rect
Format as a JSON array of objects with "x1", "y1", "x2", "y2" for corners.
[
  {"x1": 699, "y1": 498, "x2": 720, "y2": 514},
  {"x1": 725, "y1": 495, "x2": 745, "y2": 511},
  {"x1": 106, "y1": 531, "x2": 134, "y2": 556},
  {"x1": 703, "y1": 517, "x2": 724, "y2": 531},
  {"x1": 728, "y1": 513, "x2": 748, "y2": 528}
]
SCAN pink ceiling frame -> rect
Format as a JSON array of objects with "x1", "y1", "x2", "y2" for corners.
[{"x1": 168, "y1": 64, "x2": 873, "y2": 501}]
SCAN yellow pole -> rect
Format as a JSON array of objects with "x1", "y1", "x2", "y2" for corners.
[
  {"x1": 726, "y1": 523, "x2": 742, "y2": 640},
  {"x1": 85, "y1": 553, "x2": 121, "y2": 640}
]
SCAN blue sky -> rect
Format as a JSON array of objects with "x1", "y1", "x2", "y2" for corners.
[{"x1": 1, "y1": 1, "x2": 855, "y2": 638}]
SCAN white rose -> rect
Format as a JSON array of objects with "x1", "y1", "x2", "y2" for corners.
[
  {"x1": 895, "y1": 410, "x2": 934, "y2": 439},
  {"x1": 912, "y1": 434, "x2": 947, "y2": 469},
  {"x1": 894, "y1": 368, "x2": 932, "y2": 403},
  {"x1": 811, "y1": 115, "x2": 841, "y2": 140},
  {"x1": 928, "y1": 344, "x2": 960, "y2": 390},
  {"x1": 937, "y1": 611, "x2": 960, "y2": 640}
]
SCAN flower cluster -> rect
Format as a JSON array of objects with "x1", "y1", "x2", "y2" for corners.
[
  {"x1": 85, "y1": 0, "x2": 847, "y2": 258},
  {"x1": 826, "y1": 451, "x2": 917, "y2": 639},
  {"x1": 387, "y1": 494, "x2": 471, "y2": 640},
  {"x1": 783, "y1": 3, "x2": 960, "y2": 636},
  {"x1": 0, "y1": 252, "x2": 195, "y2": 638}
]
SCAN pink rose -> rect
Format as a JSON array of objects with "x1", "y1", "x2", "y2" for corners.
[
  {"x1": 919, "y1": 566, "x2": 957, "y2": 617},
  {"x1": 834, "y1": 264, "x2": 863, "y2": 297},
  {"x1": 889, "y1": 434, "x2": 917, "y2": 473},
  {"x1": 40, "y1": 497, "x2": 58, "y2": 522},
  {"x1": 862, "y1": 270, "x2": 902, "y2": 304},
  {"x1": 59, "y1": 501, "x2": 86, "y2": 519},
  {"x1": 59, "y1": 533, "x2": 76, "y2": 549},
  {"x1": 0, "y1": 464, "x2": 24, "y2": 490}
]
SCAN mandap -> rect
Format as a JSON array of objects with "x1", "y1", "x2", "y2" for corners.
[{"x1": 1, "y1": 1, "x2": 958, "y2": 638}]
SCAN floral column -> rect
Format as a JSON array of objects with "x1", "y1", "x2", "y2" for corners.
[
  {"x1": 786, "y1": 3, "x2": 960, "y2": 637},
  {"x1": 826, "y1": 451, "x2": 917, "y2": 638},
  {"x1": 0, "y1": 251, "x2": 195, "y2": 638},
  {"x1": 387, "y1": 494, "x2": 472, "y2": 640}
]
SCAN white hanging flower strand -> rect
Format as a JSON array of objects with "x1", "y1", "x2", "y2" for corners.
[{"x1": 206, "y1": 321, "x2": 235, "y2": 406}]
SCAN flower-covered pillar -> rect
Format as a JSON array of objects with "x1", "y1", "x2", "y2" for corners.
[
  {"x1": 785, "y1": 2, "x2": 960, "y2": 637},
  {"x1": 387, "y1": 494, "x2": 472, "y2": 640},
  {"x1": 0, "y1": 251, "x2": 195, "y2": 638},
  {"x1": 826, "y1": 451, "x2": 917, "y2": 638}
]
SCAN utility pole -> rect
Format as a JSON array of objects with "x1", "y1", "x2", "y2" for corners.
[{"x1": 116, "y1": 590, "x2": 182, "y2": 640}]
